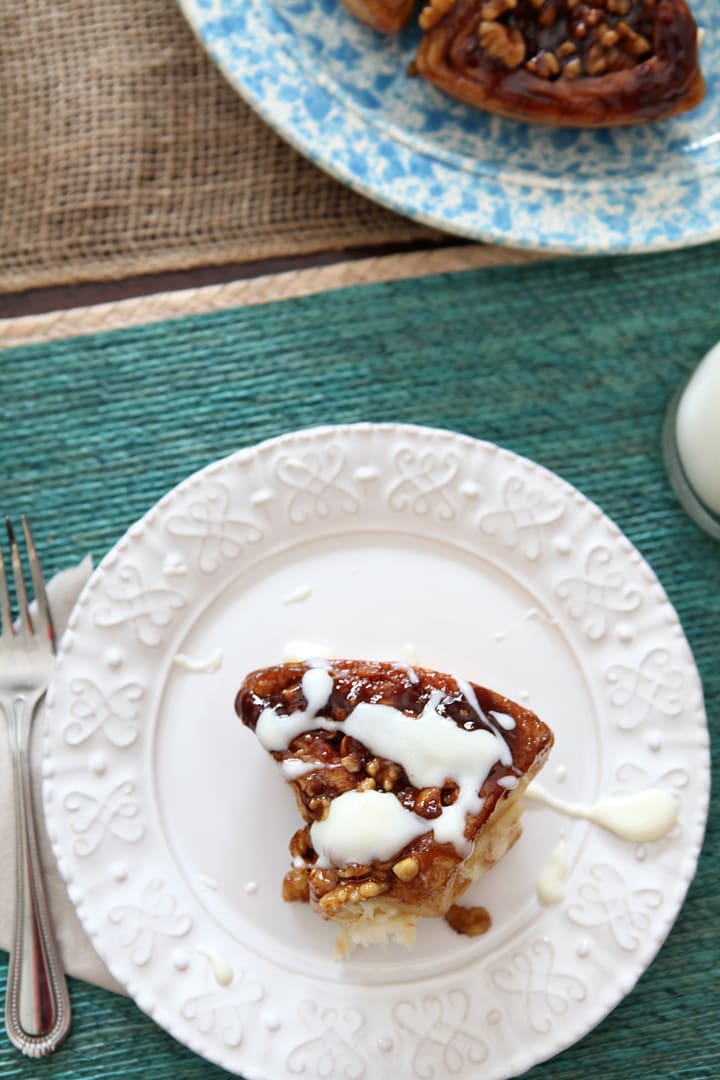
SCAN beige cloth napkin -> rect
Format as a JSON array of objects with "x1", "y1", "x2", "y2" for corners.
[{"x1": 0, "y1": 559, "x2": 125, "y2": 995}]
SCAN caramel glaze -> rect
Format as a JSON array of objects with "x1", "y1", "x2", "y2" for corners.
[
  {"x1": 237, "y1": 660, "x2": 553, "y2": 916},
  {"x1": 416, "y1": 0, "x2": 705, "y2": 127},
  {"x1": 341, "y1": 0, "x2": 416, "y2": 33}
]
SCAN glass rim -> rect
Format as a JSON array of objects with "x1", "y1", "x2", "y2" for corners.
[{"x1": 663, "y1": 385, "x2": 720, "y2": 543}]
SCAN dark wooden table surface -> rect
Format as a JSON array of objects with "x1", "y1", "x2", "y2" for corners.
[{"x1": 0, "y1": 239, "x2": 457, "y2": 320}]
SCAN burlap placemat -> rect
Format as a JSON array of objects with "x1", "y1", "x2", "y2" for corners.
[{"x1": 0, "y1": 0, "x2": 437, "y2": 295}]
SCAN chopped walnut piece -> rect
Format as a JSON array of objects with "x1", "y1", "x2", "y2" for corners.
[
  {"x1": 312, "y1": 867, "x2": 339, "y2": 897},
  {"x1": 338, "y1": 863, "x2": 372, "y2": 880},
  {"x1": 617, "y1": 20, "x2": 652, "y2": 56},
  {"x1": 606, "y1": 46, "x2": 635, "y2": 71},
  {"x1": 445, "y1": 904, "x2": 492, "y2": 937},
  {"x1": 606, "y1": 0, "x2": 631, "y2": 13},
  {"x1": 289, "y1": 825, "x2": 311, "y2": 858},
  {"x1": 526, "y1": 50, "x2": 561, "y2": 78},
  {"x1": 318, "y1": 878, "x2": 387, "y2": 913},
  {"x1": 308, "y1": 795, "x2": 331, "y2": 818},
  {"x1": 393, "y1": 856, "x2": 420, "y2": 882},
  {"x1": 418, "y1": 0, "x2": 455, "y2": 31},
  {"x1": 478, "y1": 21, "x2": 526, "y2": 70},
  {"x1": 380, "y1": 765, "x2": 400, "y2": 791},
  {"x1": 415, "y1": 786, "x2": 443, "y2": 817},
  {"x1": 480, "y1": 0, "x2": 517, "y2": 18},
  {"x1": 358, "y1": 881, "x2": 385, "y2": 898},
  {"x1": 586, "y1": 42, "x2": 609, "y2": 75},
  {"x1": 597, "y1": 24, "x2": 620, "y2": 47},
  {"x1": 282, "y1": 868, "x2": 310, "y2": 903},
  {"x1": 538, "y1": 1, "x2": 559, "y2": 27},
  {"x1": 563, "y1": 57, "x2": 583, "y2": 79}
]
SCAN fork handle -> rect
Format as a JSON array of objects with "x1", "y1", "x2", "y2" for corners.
[{"x1": 6, "y1": 693, "x2": 71, "y2": 1057}]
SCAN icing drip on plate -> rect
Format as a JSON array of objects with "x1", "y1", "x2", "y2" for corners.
[
  {"x1": 537, "y1": 840, "x2": 569, "y2": 905},
  {"x1": 525, "y1": 783, "x2": 678, "y2": 843},
  {"x1": 173, "y1": 649, "x2": 224, "y2": 673}
]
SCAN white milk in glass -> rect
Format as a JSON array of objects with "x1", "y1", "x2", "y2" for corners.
[{"x1": 675, "y1": 341, "x2": 720, "y2": 515}]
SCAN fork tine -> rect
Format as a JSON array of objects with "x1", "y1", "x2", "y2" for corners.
[
  {"x1": 21, "y1": 515, "x2": 55, "y2": 650},
  {"x1": 0, "y1": 541, "x2": 12, "y2": 638},
  {"x1": 6, "y1": 518, "x2": 32, "y2": 636}
]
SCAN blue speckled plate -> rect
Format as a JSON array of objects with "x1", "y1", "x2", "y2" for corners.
[{"x1": 178, "y1": 0, "x2": 720, "y2": 254}]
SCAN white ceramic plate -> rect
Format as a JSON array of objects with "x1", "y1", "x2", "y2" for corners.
[{"x1": 43, "y1": 424, "x2": 709, "y2": 1079}]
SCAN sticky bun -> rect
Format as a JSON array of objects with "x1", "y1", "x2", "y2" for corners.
[
  {"x1": 416, "y1": 0, "x2": 705, "y2": 127},
  {"x1": 341, "y1": 0, "x2": 416, "y2": 32},
  {"x1": 236, "y1": 660, "x2": 553, "y2": 953}
]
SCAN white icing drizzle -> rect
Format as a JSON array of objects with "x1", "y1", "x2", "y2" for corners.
[
  {"x1": 281, "y1": 757, "x2": 323, "y2": 780},
  {"x1": 282, "y1": 640, "x2": 334, "y2": 662},
  {"x1": 454, "y1": 677, "x2": 512, "y2": 766},
  {"x1": 525, "y1": 783, "x2": 678, "y2": 843},
  {"x1": 537, "y1": 840, "x2": 569, "y2": 905},
  {"x1": 490, "y1": 710, "x2": 516, "y2": 732},
  {"x1": 257, "y1": 667, "x2": 335, "y2": 751},
  {"x1": 162, "y1": 553, "x2": 188, "y2": 576},
  {"x1": 311, "y1": 790, "x2": 429, "y2": 867},
  {"x1": 259, "y1": 670, "x2": 512, "y2": 861},
  {"x1": 283, "y1": 584, "x2": 313, "y2": 605},
  {"x1": 523, "y1": 607, "x2": 557, "y2": 626},
  {"x1": 497, "y1": 775, "x2": 518, "y2": 791},
  {"x1": 454, "y1": 675, "x2": 483, "y2": 719},
  {"x1": 300, "y1": 666, "x2": 334, "y2": 713},
  {"x1": 397, "y1": 662, "x2": 419, "y2": 685},
  {"x1": 197, "y1": 947, "x2": 233, "y2": 987},
  {"x1": 173, "y1": 648, "x2": 224, "y2": 673}
]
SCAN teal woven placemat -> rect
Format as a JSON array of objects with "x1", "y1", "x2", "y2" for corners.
[{"x1": 1, "y1": 243, "x2": 719, "y2": 1079}]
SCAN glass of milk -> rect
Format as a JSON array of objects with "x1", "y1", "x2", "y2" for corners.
[{"x1": 663, "y1": 341, "x2": 720, "y2": 541}]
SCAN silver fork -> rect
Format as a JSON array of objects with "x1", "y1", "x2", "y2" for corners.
[{"x1": 0, "y1": 517, "x2": 71, "y2": 1056}]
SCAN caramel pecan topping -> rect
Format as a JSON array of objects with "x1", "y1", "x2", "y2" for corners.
[{"x1": 472, "y1": 0, "x2": 658, "y2": 78}]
